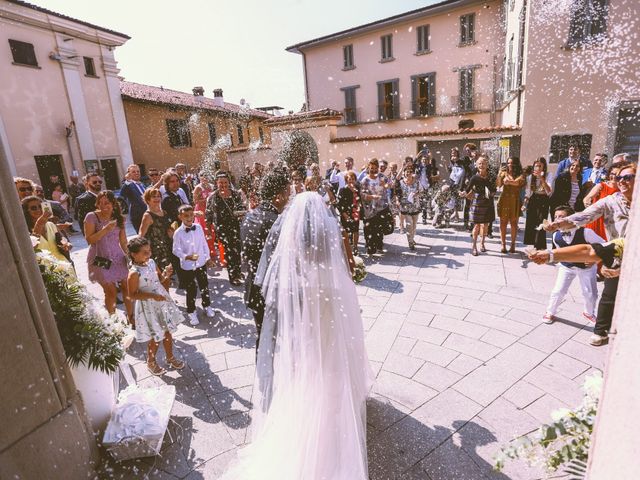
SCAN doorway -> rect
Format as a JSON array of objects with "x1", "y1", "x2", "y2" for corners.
[
  {"x1": 34, "y1": 155, "x2": 66, "y2": 198},
  {"x1": 100, "y1": 159, "x2": 120, "y2": 191}
]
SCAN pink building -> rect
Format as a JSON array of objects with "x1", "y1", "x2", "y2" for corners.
[
  {"x1": 286, "y1": 0, "x2": 517, "y2": 169},
  {"x1": 285, "y1": 0, "x2": 640, "y2": 170}
]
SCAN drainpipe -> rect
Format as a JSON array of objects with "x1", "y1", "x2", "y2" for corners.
[
  {"x1": 301, "y1": 50, "x2": 310, "y2": 111},
  {"x1": 515, "y1": 0, "x2": 528, "y2": 126},
  {"x1": 491, "y1": 54, "x2": 497, "y2": 127},
  {"x1": 65, "y1": 121, "x2": 78, "y2": 173}
]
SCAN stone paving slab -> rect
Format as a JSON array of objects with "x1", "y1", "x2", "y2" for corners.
[{"x1": 74, "y1": 220, "x2": 609, "y2": 479}]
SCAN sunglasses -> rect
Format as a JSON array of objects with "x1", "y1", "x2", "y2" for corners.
[
  {"x1": 616, "y1": 174, "x2": 636, "y2": 183},
  {"x1": 91, "y1": 181, "x2": 103, "y2": 185},
  {"x1": 29, "y1": 205, "x2": 42, "y2": 211},
  {"x1": 19, "y1": 186, "x2": 33, "y2": 192}
]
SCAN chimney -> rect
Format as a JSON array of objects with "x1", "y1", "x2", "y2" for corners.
[
  {"x1": 192, "y1": 86, "x2": 205, "y2": 96},
  {"x1": 213, "y1": 88, "x2": 224, "y2": 108}
]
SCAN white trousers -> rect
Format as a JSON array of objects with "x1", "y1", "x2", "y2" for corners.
[
  {"x1": 546, "y1": 264, "x2": 598, "y2": 316},
  {"x1": 405, "y1": 214, "x2": 418, "y2": 244}
]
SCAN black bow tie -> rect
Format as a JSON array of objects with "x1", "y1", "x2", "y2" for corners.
[{"x1": 185, "y1": 225, "x2": 196, "y2": 232}]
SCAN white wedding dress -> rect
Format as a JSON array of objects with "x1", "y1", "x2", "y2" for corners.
[{"x1": 221, "y1": 192, "x2": 373, "y2": 480}]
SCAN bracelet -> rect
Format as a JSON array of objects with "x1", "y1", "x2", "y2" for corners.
[{"x1": 546, "y1": 249, "x2": 555, "y2": 263}]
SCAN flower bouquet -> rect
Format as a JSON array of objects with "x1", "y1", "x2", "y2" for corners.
[{"x1": 352, "y1": 255, "x2": 367, "y2": 283}]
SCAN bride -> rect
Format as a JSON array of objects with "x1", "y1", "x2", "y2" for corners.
[{"x1": 222, "y1": 191, "x2": 373, "y2": 479}]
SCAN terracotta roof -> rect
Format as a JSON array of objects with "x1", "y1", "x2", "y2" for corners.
[
  {"x1": 264, "y1": 108, "x2": 343, "y2": 125},
  {"x1": 120, "y1": 81, "x2": 270, "y2": 118},
  {"x1": 331, "y1": 125, "x2": 521, "y2": 143},
  {"x1": 286, "y1": 0, "x2": 478, "y2": 53},
  {"x1": 6, "y1": 0, "x2": 130, "y2": 39}
]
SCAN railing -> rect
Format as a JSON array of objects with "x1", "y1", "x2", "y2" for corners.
[
  {"x1": 377, "y1": 103, "x2": 400, "y2": 121},
  {"x1": 410, "y1": 100, "x2": 435, "y2": 117},
  {"x1": 342, "y1": 107, "x2": 361, "y2": 125},
  {"x1": 450, "y1": 93, "x2": 482, "y2": 113}
]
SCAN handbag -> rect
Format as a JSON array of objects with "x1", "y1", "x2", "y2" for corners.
[{"x1": 93, "y1": 256, "x2": 112, "y2": 269}]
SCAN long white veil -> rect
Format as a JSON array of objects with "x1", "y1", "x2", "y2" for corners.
[{"x1": 223, "y1": 191, "x2": 373, "y2": 480}]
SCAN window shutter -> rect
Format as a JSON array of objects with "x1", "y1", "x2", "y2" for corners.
[
  {"x1": 469, "y1": 14, "x2": 475, "y2": 42},
  {"x1": 460, "y1": 16, "x2": 467, "y2": 43},
  {"x1": 392, "y1": 79, "x2": 399, "y2": 118},
  {"x1": 410, "y1": 76, "x2": 418, "y2": 116},
  {"x1": 428, "y1": 74, "x2": 436, "y2": 115},
  {"x1": 377, "y1": 83, "x2": 385, "y2": 120}
]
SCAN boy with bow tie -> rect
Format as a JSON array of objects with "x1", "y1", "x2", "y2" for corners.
[{"x1": 173, "y1": 205, "x2": 215, "y2": 325}]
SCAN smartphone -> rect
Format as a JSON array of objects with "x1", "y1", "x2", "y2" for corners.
[{"x1": 41, "y1": 201, "x2": 53, "y2": 215}]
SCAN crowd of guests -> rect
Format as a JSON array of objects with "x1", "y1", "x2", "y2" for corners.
[{"x1": 14, "y1": 144, "x2": 635, "y2": 374}]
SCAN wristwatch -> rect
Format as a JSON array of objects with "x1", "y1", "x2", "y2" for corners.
[{"x1": 546, "y1": 249, "x2": 555, "y2": 263}]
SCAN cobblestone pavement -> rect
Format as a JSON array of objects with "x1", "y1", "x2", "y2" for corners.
[{"x1": 76, "y1": 220, "x2": 608, "y2": 480}]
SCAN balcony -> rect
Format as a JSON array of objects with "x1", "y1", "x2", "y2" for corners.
[
  {"x1": 450, "y1": 93, "x2": 482, "y2": 113},
  {"x1": 342, "y1": 107, "x2": 361, "y2": 125},
  {"x1": 377, "y1": 103, "x2": 400, "y2": 121},
  {"x1": 410, "y1": 100, "x2": 435, "y2": 117}
]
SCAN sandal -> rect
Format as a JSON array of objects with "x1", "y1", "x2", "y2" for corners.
[
  {"x1": 509, "y1": 245, "x2": 516, "y2": 253},
  {"x1": 480, "y1": 245, "x2": 487, "y2": 253},
  {"x1": 147, "y1": 360, "x2": 166, "y2": 376},
  {"x1": 472, "y1": 247, "x2": 479, "y2": 256},
  {"x1": 166, "y1": 357, "x2": 185, "y2": 370},
  {"x1": 501, "y1": 246, "x2": 507, "y2": 254}
]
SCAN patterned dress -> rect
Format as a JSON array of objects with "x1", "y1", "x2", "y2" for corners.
[
  {"x1": 85, "y1": 212, "x2": 128, "y2": 284},
  {"x1": 131, "y1": 259, "x2": 183, "y2": 343},
  {"x1": 143, "y1": 211, "x2": 173, "y2": 269}
]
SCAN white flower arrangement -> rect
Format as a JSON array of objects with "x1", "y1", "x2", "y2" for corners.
[{"x1": 352, "y1": 256, "x2": 367, "y2": 283}]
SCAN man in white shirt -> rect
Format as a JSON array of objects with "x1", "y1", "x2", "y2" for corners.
[
  {"x1": 172, "y1": 205, "x2": 215, "y2": 325},
  {"x1": 330, "y1": 157, "x2": 355, "y2": 189}
]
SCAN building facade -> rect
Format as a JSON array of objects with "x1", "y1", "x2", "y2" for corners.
[
  {"x1": 121, "y1": 82, "x2": 271, "y2": 175},
  {"x1": 286, "y1": 0, "x2": 517, "y2": 169},
  {"x1": 287, "y1": 0, "x2": 640, "y2": 170},
  {"x1": 499, "y1": 0, "x2": 640, "y2": 164},
  {"x1": 0, "y1": 0, "x2": 133, "y2": 190}
]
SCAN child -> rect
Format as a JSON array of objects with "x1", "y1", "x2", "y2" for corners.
[
  {"x1": 543, "y1": 205, "x2": 605, "y2": 324},
  {"x1": 173, "y1": 205, "x2": 215, "y2": 325},
  {"x1": 127, "y1": 236, "x2": 185, "y2": 376}
]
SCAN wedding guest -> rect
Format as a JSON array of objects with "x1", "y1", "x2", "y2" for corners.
[
  {"x1": 448, "y1": 148, "x2": 466, "y2": 221},
  {"x1": 22, "y1": 196, "x2": 73, "y2": 264},
  {"x1": 583, "y1": 166, "x2": 621, "y2": 240},
  {"x1": 544, "y1": 162, "x2": 635, "y2": 346},
  {"x1": 193, "y1": 172, "x2": 224, "y2": 263},
  {"x1": 523, "y1": 157, "x2": 552, "y2": 250},
  {"x1": 33, "y1": 183, "x2": 74, "y2": 231},
  {"x1": 75, "y1": 173, "x2": 103, "y2": 233},
  {"x1": 173, "y1": 205, "x2": 215, "y2": 325},
  {"x1": 161, "y1": 172, "x2": 188, "y2": 225},
  {"x1": 361, "y1": 158, "x2": 390, "y2": 255},
  {"x1": 496, "y1": 157, "x2": 525, "y2": 253},
  {"x1": 330, "y1": 156, "x2": 355, "y2": 190},
  {"x1": 582, "y1": 153, "x2": 608, "y2": 191},
  {"x1": 461, "y1": 143, "x2": 479, "y2": 231},
  {"x1": 175, "y1": 163, "x2": 193, "y2": 203},
  {"x1": 554, "y1": 143, "x2": 592, "y2": 182},
  {"x1": 84, "y1": 191, "x2": 133, "y2": 322},
  {"x1": 465, "y1": 155, "x2": 496, "y2": 256},
  {"x1": 206, "y1": 172, "x2": 245, "y2": 285},
  {"x1": 120, "y1": 164, "x2": 148, "y2": 232},
  {"x1": 51, "y1": 183, "x2": 70, "y2": 212},
  {"x1": 14, "y1": 177, "x2": 34, "y2": 200},
  {"x1": 542, "y1": 205, "x2": 604, "y2": 324},
  {"x1": 550, "y1": 159, "x2": 585, "y2": 213},
  {"x1": 127, "y1": 236, "x2": 184, "y2": 375},
  {"x1": 290, "y1": 169, "x2": 306, "y2": 196},
  {"x1": 139, "y1": 188, "x2": 174, "y2": 269},
  {"x1": 337, "y1": 171, "x2": 362, "y2": 255},
  {"x1": 67, "y1": 174, "x2": 85, "y2": 211},
  {"x1": 241, "y1": 167, "x2": 290, "y2": 349},
  {"x1": 397, "y1": 165, "x2": 422, "y2": 251}
]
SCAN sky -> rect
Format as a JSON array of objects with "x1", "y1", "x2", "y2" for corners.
[{"x1": 34, "y1": 0, "x2": 432, "y2": 111}]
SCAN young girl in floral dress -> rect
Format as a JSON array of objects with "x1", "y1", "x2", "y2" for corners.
[{"x1": 127, "y1": 236, "x2": 185, "y2": 376}]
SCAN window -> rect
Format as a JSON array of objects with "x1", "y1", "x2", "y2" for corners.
[
  {"x1": 416, "y1": 25, "x2": 430, "y2": 53},
  {"x1": 460, "y1": 13, "x2": 475, "y2": 44},
  {"x1": 208, "y1": 123, "x2": 217, "y2": 145},
  {"x1": 166, "y1": 119, "x2": 191, "y2": 148},
  {"x1": 377, "y1": 79, "x2": 399, "y2": 121},
  {"x1": 411, "y1": 73, "x2": 436, "y2": 116},
  {"x1": 258, "y1": 126, "x2": 265, "y2": 143},
  {"x1": 8, "y1": 39, "x2": 38, "y2": 67},
  {"x1": 568, "y1": 0, "x2": 608, "y2": 47},
  {"x1": 505, "y1": 35, "x2": 515, "y2": 91},
  {"x1": 381, "y1": 34, "x2": 393, "y2": 61},
  {"x1": 83, "y1": 57, "x2": 96, "y2": 76},
  {"x1": 459, "y1": 68, "x2": 474, "y2": 112},
  {"x1": 342, "y1": 86, "x2": 359, "y2": 124},
  {"x1": 549, "y1": 134, "x2": 592, "y2": 164},
  {"x1": 343, "y1": 44, "x2": 354, "y2": 69},
  {"x1": 237, "y1": 124, "x2": 244, "y2": 144}
]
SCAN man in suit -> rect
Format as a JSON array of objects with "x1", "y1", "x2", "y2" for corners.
[
  {"x1": 582, "y1": 153, "x2": 608, "y2": 189},
  {"x1": 74, "y1": 173, "x2": 102, "y2": 234},
  {"x1": 119, "y1": 164, "x2": 148, "y2": 232},
  {"x1": 241, "y1": 167, "x2": 290, "y2": 350}
]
